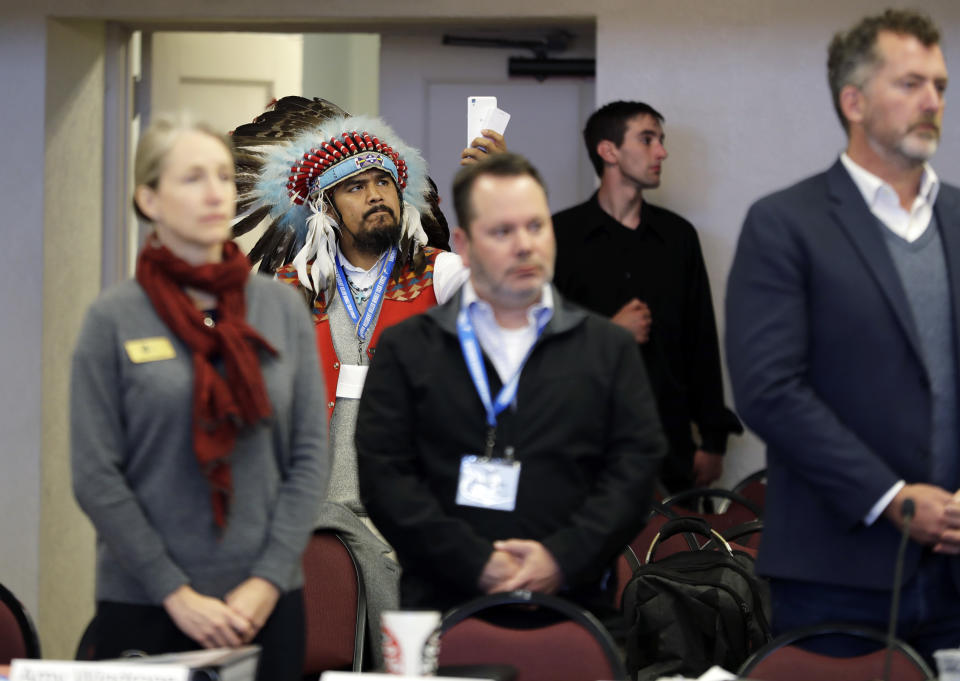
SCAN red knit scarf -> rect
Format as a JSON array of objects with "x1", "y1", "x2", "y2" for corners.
[{"x1": 136, "y1": 237, "x2": 277, "y2": 528}]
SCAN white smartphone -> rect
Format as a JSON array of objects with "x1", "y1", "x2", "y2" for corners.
[{"x1": 467, "y1": 96, "x2": 497, "y2": 147}]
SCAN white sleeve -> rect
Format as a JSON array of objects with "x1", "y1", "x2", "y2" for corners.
[
  {"x1": 433, "y1": 251, "x2": 470, "y2": 304},
  {"x1": 864, "y1": 480, "x2": 906, "y2": 526}
]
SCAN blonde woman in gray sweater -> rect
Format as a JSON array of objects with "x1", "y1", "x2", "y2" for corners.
[{"x1": 70, "y1": 117, "x2": 327, "y2": 681}]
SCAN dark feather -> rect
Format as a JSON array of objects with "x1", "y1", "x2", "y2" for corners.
[
  {"x1": 234, "y1": 150, "x2": 265, "y2": 173},
  {"x1": 422, "y1": 177, "x2": 451, "y2": 250},
  {"x1": 236, "y1": 174, "x2": 265, "y2": 202},
  {"x1": 246, "y1": 219, "x2": 283, "y2": 265},
  {"x1": 237, "y1": 196, "x2": 256, "y2": 215},
  {"x1": 231, "y1": 96, "x2": 349, "y2": 147},
  {"x1": 231, "y1": 205, "x2": 271, "y2": 238},
  {"x1": 231, "y1": 96, "x2": 353, "y2": 273},
  {"x1": 262, "y1": 228, "x2": 298, "y2": 274}
]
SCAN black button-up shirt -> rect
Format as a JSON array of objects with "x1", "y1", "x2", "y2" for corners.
[{"x1": 553, "y1": 193, "x2": 741, "y2": 489}]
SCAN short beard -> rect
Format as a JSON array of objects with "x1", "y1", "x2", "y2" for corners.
[
  {"x1": 349, "y1": 213, "x2": 402, "y2": 256},
  {"x1": 897, "y1": 135, "x2": 939, "y2": 163}
]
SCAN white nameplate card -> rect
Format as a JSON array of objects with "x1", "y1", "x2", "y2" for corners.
[
  {"x1": 10, "y1": 660, "x2": 189, "y2": 681},
  {"x1": 12, "y1": 645, "x2": 259, "y2": 681},
  {"x1": 322, "y1": 673, "x2": 484, "y2": 681},
  {"x1": 336, "y1": 364, "x2": 368, "y2": 399}
]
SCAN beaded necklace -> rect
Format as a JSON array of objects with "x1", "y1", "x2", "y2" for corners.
[{"x1": 346, "y1": 274, "x2": 375, "y2": 304}]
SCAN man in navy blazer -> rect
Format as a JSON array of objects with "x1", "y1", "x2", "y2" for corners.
[{"x1": 727, "y1": 9, "x2": 960, "y2": 660}]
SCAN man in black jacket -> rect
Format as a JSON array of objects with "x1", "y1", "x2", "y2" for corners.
[
  {"x1": 356, "y1": 153, "x2": 666, "y2": 620},
  {"x1": 553, "y1": 101, "x2": 741, "y2": 493}
]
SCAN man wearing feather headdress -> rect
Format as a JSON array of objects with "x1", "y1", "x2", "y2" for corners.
[{"x1": 229, "y1": 97, "x2": 503, "y2": 654}]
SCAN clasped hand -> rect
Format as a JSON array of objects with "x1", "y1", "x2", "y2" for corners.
[
  {"x1": 884, "y1": 483, "x2": 960, "y2": 554},
  {"x1": 476, "y1": 539, "x2": 564, "y2": 595},
  {"x1": 163, "y1": 577, "x2": 279, "y2": 648}
]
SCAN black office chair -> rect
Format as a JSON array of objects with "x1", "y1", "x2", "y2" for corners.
[
  {"x1": 738, "y1": 622, "x2": 934, "y2": 681},
  {"x1": 0, "y1": 582, "x2": 41, "y2": 664},
  {"x1": 662, "y1": 487, "x2": 763, "y2": 537},
  {"x1": 732, "y1": 468, "x2": 768, "y2": 516},
  {"x1": 438, "y1": 590, "x2": 627, "y2": 681},
  {"x1": 301, "y1": 530, "x2": 366, "y2": 676}
]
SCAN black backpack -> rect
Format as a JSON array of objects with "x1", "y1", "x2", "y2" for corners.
[{"x1": 622, "y1": 516, "x2": 772, "y2": 680}]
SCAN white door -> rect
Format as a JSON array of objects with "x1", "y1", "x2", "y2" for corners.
[
  {"x1": 148, "y1": 31, "x2": 304, "y2": 254},
  {"x1": 379, "y1": 32, "x2": 596, "y2": 233},
  {"x1": 424, "y1": 81, "x2": 596, "y2": 220},
  {"x1": 150, "y1": 31, "x2": 303, "y2": 135}
]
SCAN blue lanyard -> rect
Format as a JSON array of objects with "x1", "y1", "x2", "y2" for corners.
[
  {"x1": 333, "y1": 245, "x2": 398, "y2": 343},
  {"x1": 456, "y1": 304, "x2": 549, "y2": 456}
]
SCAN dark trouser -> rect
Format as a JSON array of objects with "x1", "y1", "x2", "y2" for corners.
[
  {"x1": 770, "y1": 552, "x2": 960, "y2": 667},
  {"x1": 87, "y1": 588, "x2": 304, "y2": 681}
]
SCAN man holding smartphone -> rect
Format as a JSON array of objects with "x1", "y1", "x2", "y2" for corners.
[{"x1": 229, "y1": 97, "x2": 506, "y2": 664}]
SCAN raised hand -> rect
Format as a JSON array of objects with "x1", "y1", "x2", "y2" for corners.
[{"x1": 460, "y1": 130, "x2": 508, "y2": 165}]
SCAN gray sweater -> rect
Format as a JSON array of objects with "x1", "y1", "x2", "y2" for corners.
[
  {"x1": 71, "y1": 275, "x2": 329, "y2": 605},
  {"x1": 881, "y1": 215, "x2": 959, "y2": 488}
]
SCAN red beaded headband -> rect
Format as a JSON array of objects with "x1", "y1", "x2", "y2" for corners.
[{"x1": 285, "y1": 131, "x2": 409, "y2": 205}]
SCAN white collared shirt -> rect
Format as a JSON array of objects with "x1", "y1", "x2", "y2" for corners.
[
  {"x1": 840, "y1": 152, "x2": 940, "y2": 242},
  {"x1": 336, "y1": 242, "x2": 387, "y2": 290},
  {"x1": 336, "y1": 243, "x2": 468, "y2": 304},
  {"x1": 461, "y1": 280, "x2": 554, "y2": 385}
]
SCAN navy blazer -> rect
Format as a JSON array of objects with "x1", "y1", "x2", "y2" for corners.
[{"x1": 726, "y1": 159, "x2": 960, "y2": 589}]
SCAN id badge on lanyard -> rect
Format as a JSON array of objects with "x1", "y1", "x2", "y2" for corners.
[
  {"x1": 453, "y1": 306, "x2": 545, "y2": 512},
  {"x1": 456, "y1": 453, "x2": 521, "y2": 512},
  {"x1": 334, "y1": 245, "x2": 398, "y2": 362}
]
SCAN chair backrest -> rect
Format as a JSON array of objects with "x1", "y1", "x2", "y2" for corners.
[
  {"x1": 662, "y1": 487, "x2": 762, "y2": 537},
  {"x1": 631, "y1": 503, "x2": 700, "y2": 560},
  {"x1": 0, "y1": 582, "x2": 41, "y2": 664},
  {"x1": 732, "y1": 468, "x2": 767, "y2": 515},
  {"x1": 74, "y1": 618, "x2": 96, "y2": 661},
  {"x1": 439, "y1": 591, "x2": 627, "y2": 681},
  {"x1": 738, "y1": 623, "x2": 934, "y2": 681},
  {"x1": 301, "y1": 530, "x2": 366, "y2": 675},
  {"x1": 700, "y1": 519, "x2": 764, "y2": 557},
  {"x1": 725, "y1": 520, "x2": 762, "y2": 560}
]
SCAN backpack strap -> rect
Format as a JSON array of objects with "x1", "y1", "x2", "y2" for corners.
[{"x1": 647, "y1": 517, "x2": 733, "y2": 563}]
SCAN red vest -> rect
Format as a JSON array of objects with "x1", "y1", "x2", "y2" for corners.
[{"x1": 276, "y1": 248, "x2": 441, "y2": 421}]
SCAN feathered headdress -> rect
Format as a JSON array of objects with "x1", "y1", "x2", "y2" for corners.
[{"x1": 231, "y1": 96, "x2": 448, "y2": 296}]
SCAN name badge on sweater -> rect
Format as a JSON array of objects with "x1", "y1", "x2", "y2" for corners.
[
  {"x1": 124, "y1": 337, "x2": 176, "y2": 364},
  {"x1": 336, "y1": 364, "x2": 368, "y2": 399},
  {"x1": 456, "y1": 455, "x2": 521, "y2": 512}
]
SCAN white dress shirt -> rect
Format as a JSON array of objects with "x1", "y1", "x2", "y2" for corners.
[
  {"x1": 461, "y1": 280, "x2": 554, "y2": 385},
  {"x1": 840, "y1": 152, "x2": 939, "y2": 242}
]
